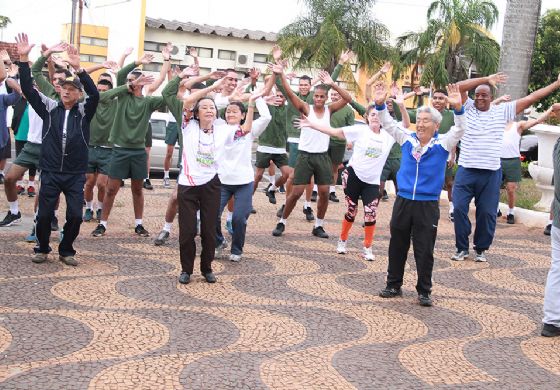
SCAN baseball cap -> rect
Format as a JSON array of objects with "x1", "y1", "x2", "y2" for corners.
[{"x1": 59, "y1": 76, "x2": 83, "y2": 91}]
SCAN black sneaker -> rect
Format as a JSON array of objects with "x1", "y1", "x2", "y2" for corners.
[
  {"x1": 382, "y1": 190, "x2": 389, "y2": 201},
  {"x1": 544, "y1": 224, "x2": 552, "y2": 236},
  {"x1": 279, "y1": 185, "x2": 286, "y2": 193},
  {"x1": 303, "y1": 206, "x2": 315, "y2": 222},
  {"x1": 506, "y1": 214, "x2": 515, "y2": 224},
  {"x1": 120, "y1": 179, "x2": 125, "y2": 187},
  {"x1": 143, "y1": 179, "x2": 153, "y2": 190},
  {"x1": 51, "y1": 216, "x2": 59, "y2": 232},
  {"x1": 262, "y1": 183, "x2": 272, "y2": 193},
  {"x1": 266, "y1": 189, "x2": 277, "y2": 204},
  {"x1": 310, "y1": 190, "x2": 318, "y2": 202},
  {"x1": 312, "y1": 226, "x2": 329, "y2": 238},
  {"x1": 135, "y1": 224, "x2": 150, "y2": 237},
  {"x1": 250, "y1": 207, "x2": 257, "y2": 214},
  {"x1": 379, "y1": 287, "x2": 402, "y2": 298},
  {"x1": 276, "y1": 204, "x2": 285, "y2": 218},
  {"x1": 92, "y1": 223, "x2": 106, "y2": 237},
  {"x1": 497, "y1": 209, "x2": 502, "y2": 218},
  {"x1": 448, "y1": 212, "x2": 454, "y2": 222},
  {"x1": 329, "y1": 192, "x2": 339, "y2": 202},
  {"x1": 272, "y1": 222, "x2": 285, "y2": 237},
  {"x1": 418, "y1": 293, "x2": 433, "y2": 307},
  {"x1": 541, "y1": 323, "x2": 560, "y2": 337},
  {"x1": 203, "y1": 272, "x2": 217, "y2": 283},
  {"x1": 0, "y1": 211, "x2": 22, "y2": 227},
  {"x1": 178, "y1": 272, "x2": 191, "y2": 284}
]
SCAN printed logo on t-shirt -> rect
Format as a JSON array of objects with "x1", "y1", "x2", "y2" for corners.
[
  {"x1": 364, "y1": 140, "x2": 383, "y2": 159},
  {"x1": 196, "y1": 140, "x2": 215, "y2": 167}
]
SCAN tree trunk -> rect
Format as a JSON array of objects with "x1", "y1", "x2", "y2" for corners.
[{"x1": 497, "y1": 0, "x2": 542, "y2": 101}]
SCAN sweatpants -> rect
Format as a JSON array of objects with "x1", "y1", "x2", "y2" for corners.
[
  {"x1": 216, "y1": 182, "x2": 253, "y2": 256},
  {"x1": 35, "y1": 171, "x2": 85, "y2": 257},
  {"x1": 386, "y1": 196, "x2": 439, "y2": 295},
  {"x1": 452, "y1": 166, "x2": 502, "y2": 252},
  {"x1": 544, "y1": 226, "x2": 560, "y2": 326},
  {"x1": 178, "y1": 175, "x2": 221, "y2": 275}
]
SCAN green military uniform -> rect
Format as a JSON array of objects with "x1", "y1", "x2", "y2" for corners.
[
  {"x1": 255, "y1": 104, "x2": 289, "y2": 168},
  {"x1": 31, "y1": 55, "x2": 59, "y2": 100}
]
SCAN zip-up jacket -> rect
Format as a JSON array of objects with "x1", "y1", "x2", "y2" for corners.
[
  {"x1": 377, "y1": 104, "x2": 465, "y2": 201},
  {"x1": 19, "y1": 61, "x2": 99, "y2": 174}
]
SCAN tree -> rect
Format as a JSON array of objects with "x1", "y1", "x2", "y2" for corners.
[
  {"x1": 277, "y1": 0, "x2": 391, "y2": 86},
  {"x1": 0, "y1": 16, "x2": 10, "y2": 29},
  {"x1": 396, "y1": 0, "x2": 500, "y2": 88},
  {"x1": 528, "y1": 9, "x2": 560, "y2": 111}
]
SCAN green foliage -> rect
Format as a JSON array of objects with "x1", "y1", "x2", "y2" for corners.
[
  {"x1": 396, "y1": 0, "x2": 500, "y2": 88},
  {"x1": 529, "y1": 9, "x2": 560, "y2": 112},
  {"x1": 0, "y1": 15, "x2": 11, "y2": 29},
  {"x1": 277, "y1": 0, "x2": 392, "y2": 88}
]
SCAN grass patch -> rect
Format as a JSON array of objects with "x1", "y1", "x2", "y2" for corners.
[{"x1": 499, "y1": 178, "x2": 542, "y2": 210}]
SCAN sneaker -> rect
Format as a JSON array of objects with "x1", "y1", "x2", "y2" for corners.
[
  {"x1": 27, "y1": 186, "x2": 36, "y2": 197},
  {"x1": 143, "y1": 179, "x2": 153, "y2": 190},
  {"x1": 59, "y1": 255, "x2": 78, "y2": 266},
  {"x1": 120, "y1": 179, "x2": 125, "y2": 187},
  {"x1": 475, "y1": 250, "x2": 487, "y2": 262},
  {"x1": 362, "y1": 246, "x2": 375, "y2": 261},
  {"x1": 51, "y1": 216, "x2": 59, "y2": 232},
  {"x1": 451, "y1": 250, "x2": 469, "y2": 261},
  {"x1": 262, "y1": 183, "x2": 272, "y2": 193},
  {"x1": 92, "y1": 223, "x2": 106, "y2": 237},
  {"x1": 312, "y1": 226, "x2": 329, "y2": 238},
  {"x1": 16, "y1": 185, "x2": 25, "y2": 195},
  {"x1": 272, "y1": 222, "x2": 285, "y2": 237},
  {"x1": 541, "y1": 323, "x2": 560, "y2": 337},
  {"x1": 178, "y1": 272, "x2": 191, "y2": 284},
  {"x1": 448, "y1": 212, "x2": 454, "y2": 222},
  {"x1": 215, "y1": 239, "x2": 228, "y2": 258},
  {"x1": 544, "y1": 224, "x2": 552, "y2": 236},
  {"x1": 229, "y1": 254, "x2": 242, "y2": 262},
  {"x1": 0, "y1": 173, "x2": 4, "y2": 184},
  {"x1": 225, "y1": 220, "x2": 233, "y2": 235},
  {"x1": 154, "y1": 230, "x2": 170, "y2": 246},
  {"x1": 250, "y1": 208, "x2": 257, "y2": 214},
  {"x1": 497, "y1": 209, "x2": 502, "y2": 218},
  {"x1": 96, "y1": 209, "x2": 102, "y2": 222},
  {"x1": 134, "y1": 224, "x2": 150, "y2": 237},
  {"x1": 310, "y1": 190, "x2": 318, "y2": 202},
  {"x1": 303, "y1": 206, "x2": 315, "y2": 222},
  {"x1": 163, "y1": 177, "x2": 171, "y2": 188},
  {"x1": 382, "y1": 190, "x2": 389, "y2": 201},
  {"x1": 25, "y1": 226, "x2": 37, "y2": 243},
  {"x1": 203, "y1": 272, "x2": 217, "y2": 283},
  {"x1": 266, "y1": 189, "x2": 277, "y2": 204},
  {"x1": 59, "y1": 229, "x2": 64, "y2": 243},
  {"x1": 0, "y1": 211, "x2": 22, "y2": 227},
  {"x1": 506, "y1": 214, "x2": 515, "y2": 224},
  {"x1": 276, "y1": 205, "x2": 285, "y2": 218},
  {"x1": 279, "y1": 185, "x2": 286, "y2": 193},
  {"x1": 336, "y1": 239, "x2": 347, "y2": 254},
  {"x1": 379, "y1": 287, "x2": 402, "y2": 298},
  {"x1": 418, "y1": 293, "x2": 433, "y2": 307},
  {"x1": 32, "y1": 252, "x2": 48, "y2": 263},
  {"x1": 83, "y1": 208, "x2": 93, "y2": 222},
  {"x1": 329, "y1": 192, "x2": 340, "y2": 202}
]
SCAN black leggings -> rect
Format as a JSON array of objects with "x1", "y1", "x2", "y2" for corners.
[{"x1": 15, "y1": 140, "x2": 37, "y2": 177}]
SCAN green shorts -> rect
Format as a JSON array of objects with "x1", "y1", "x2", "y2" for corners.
[
  {"x1": 288, "y1": 142, "x2": 299, "y2": 168},
  {"x1": 381, "y1": 158, "x2": 400, "y2": 182},
  {"x1": 145, "y1": 122, "x2": 153, "y2": 148},
  {"x1": 293, "y1": 151, "x2": 333, "y2": 186},
  {"x1": 87, "y1": 146, "x2": 112, "y2": 175},
  {"x1": 165, "y1": 121, "x2": 179, "y2": 146},
  {"x1": 108, "y1": 147, "x2": 147, "y2": 180},
  {"x1": 13, "y1": 141, "x2": 41, "y2": 169},
  {"x1": 501, "y1": 157, "x2": 521, "y2": 183},
  {"x1": 255, "y1": 151, "x2": 289, "y2": 169},
  {"x1": 328, "y1": 140, "x2": 346, "y2": 166}
]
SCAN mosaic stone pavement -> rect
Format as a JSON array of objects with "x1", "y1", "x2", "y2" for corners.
[{"x1": 0, "y1": 179, "x2": 559, "y2": 389}]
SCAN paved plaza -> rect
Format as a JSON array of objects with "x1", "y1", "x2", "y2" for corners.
[{"x1": 0, "y1": 180, "x2": 559, "y2": 389}]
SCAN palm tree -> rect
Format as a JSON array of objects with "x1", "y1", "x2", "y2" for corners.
[
  {"x1": 396, "y1": 0, "x2": 500, "y2": 88},
  {"x1": 277, "y1": 0, "x2": 392, "y2": 86},
  {"x1": 497, "y1": 0, "x2": 542, "y2": 101}
]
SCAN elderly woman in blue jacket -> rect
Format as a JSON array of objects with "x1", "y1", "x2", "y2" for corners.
[{"x1": 373, "y1": 83, "x2": 465, "y2": 307}]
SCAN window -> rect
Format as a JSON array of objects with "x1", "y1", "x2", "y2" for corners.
[
  {"x1": 79, "y1": 54, "x2": 107, "y2": 64},
  {"x1": 144, "y1": 41, "x2": 167, "y2": 52},
  {"x1": 191, "y1": 47, "x2": 213, "y2": 58},
  {"x1": 199, "y1": 67, "x2": 211, "y2": 75},
  {"x1": 80, "y1": 36, "x2": 108, "y2": 47},
  {"x1": 143, "y1": 63, "x2": 162, "y2": 72},
  {"x1": 253, "y1": 53, "x2": 268, "y2": 63},
  {"x1": 218, "y1": 49, "x2": 236, "y2": 61}
]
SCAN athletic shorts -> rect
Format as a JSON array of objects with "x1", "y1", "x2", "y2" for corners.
[
  {"x1": 288, "y1": 142, "x2": 299, "y2": 168},
  {"x1": 13, "y1": 141, "x2": 41, "y2": 169},
  {"x1": 108, "y1": 147, "x2": 147, "y2": 180},
  {"x1": 293, "y1": 151, "x2": 332, "y2": 186},
  {"x1": 87, "y1": 146, "x2": 112, "y2": 175},
  {"x1": 0, "y1": 137, "x2": 11, "y2": 160},
  {"x1": 165, "y1": 121, "x2": 179, "y2": 146},
  {"x1": 145, "y1": 122, "x2": 153, "y2": 148},
  {"x1": 501, "y1": 157, "x2": 521, "y2": 183},
  {"x1": 342, "y1": 166, "x2": 380, "y2": 205},
  {"x1": 381, "y1": 158, "x2": 400, "y2": 182},
  {"x1": 328, "y1": 140, "x2": 346, "y2": 166},
  {"x1": 255, "y1": 151, "x2": 289, "y2": 169}
]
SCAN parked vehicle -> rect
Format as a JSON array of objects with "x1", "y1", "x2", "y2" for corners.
[
  {"x1": 520, "y1": 134, "x2": 538, "y2": 162},
  {"x1": 149, "y1": 112, "x2": 180, "y2": 172}
]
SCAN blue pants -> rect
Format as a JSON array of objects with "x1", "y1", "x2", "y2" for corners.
[
  {"x1": 216, "y1": 182, "x2": 253, "y2": 255},
  {"x1": 35, "y1": 171, "x2": 85, "y2": 257},
  {"x1": 452, "y1": 167, "x2": 501, "y2": 252}
]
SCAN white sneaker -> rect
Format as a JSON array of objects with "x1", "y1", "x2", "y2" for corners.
[
  {"x1": 362, "y1": 246, "x2": 375, "y2": 261},
  {"x1": 451, "y1": 250, "x2": 469, "y2": 261},
  {"x1": 229, "y1": 254, "x2": 242, "y2": 262},
  {"x1": 163, "y1": 177, "x2": 171, "y2": 188},
  {"x1": 336, "y1": 240, "x2": 347, "y2": 254},
  {"x1": 475, "y1": 251, "x2": 487, "y2": 262},
  {"x1": 215, "y1": 239, "x2": 228, "y2": 258}
]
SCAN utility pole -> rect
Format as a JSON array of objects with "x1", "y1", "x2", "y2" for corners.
[
  {"x1": 77, "y1": 0, "x2": 84, "y2": 51},
  {"x1": 70, "y1": 0, "x2": 78, "y2": 44}
]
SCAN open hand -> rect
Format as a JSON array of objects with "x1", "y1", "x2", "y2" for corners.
[
  {"x1": 138, "y1": 53, "x2": 154, "y2": 65},
  {"x1": 66, "y1": 45, "x2": 81, "y2": 70},
  {"x1": 318, "y1": 70, "x2": 333, "y2": 86},
  {"x1": 15, "y1": 33, "x2": 35, "y2": 57},
  {"x1": 446, "y1": 83, "x2": 462, "y2": 111},
  {"x1": 339, "y1": 49, "x2": 354, "y2": 65},
  {"x1": 293, "y1": 115, "x2": 310, "y2": 129},
  {"x1": 131, "y1": 73, "x2": 155, "y2": 87},
  {"x1": 488, "y1": 72, "x2": 508, "y2": 87},
  {"x1": 271, "y1": 45, "x2": 282, "y2": 62}
]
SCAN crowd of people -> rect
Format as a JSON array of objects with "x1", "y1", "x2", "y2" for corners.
[{"x1": 1, "y1": 32, "x2": 560, "y2": 338}]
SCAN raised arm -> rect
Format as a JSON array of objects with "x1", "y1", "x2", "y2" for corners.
[
  {"x1": 116, "y1": 53, "x2": 154, "y2": 86},
  {"x1": 391, "y1": 86, "x2": 411, "y2": 128},
  {"x1": 270, "y1": 63, "x2": 308, "y2": 114},
  {"x1": 515, "y1": 74, "x2": 560, "y2": 115},
  {"x1": 456, "y1": 72, "x2": 508, "y2": 104},
  {"x1": 16, "y1": 33, "x2": 49, "y2": 119},
  {"x1": 145, "y1": 43, "x2": 172, "y2": 95},
  {"x1": 118, "y1": 47, "x2": 133, "y2": 69},
  {"x1": 244, "y1": 95, "x2": 272, "y2": 136},
  {"x1": 319, "y1": 71, "x2": 351, "y2": 113},
  {"x1": 440, "y1": 84, "x2": 466, "y2": 151},
  {"x1": 373, "y1": 84, "x2": 409, "y2": 145},
  {"x1": 66, "y1": 45, "x2": 99, "y2": 122},
  {"x1": 295, "y1": 115, "x2": 345, "y2": 139},
  {"x1": 517, "y1": 106, "x2": 556, "y2": 133},
  {"x1": 365, "y1": 62, "x2": 390, "y2": 103},
  {"x1": 85, "y1": 60, "x2": 117, "y2": 75}
]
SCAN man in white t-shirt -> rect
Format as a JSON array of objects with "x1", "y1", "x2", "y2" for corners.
[{"x1": 451, "y1": 73, "x2": 560, "y2": 263}]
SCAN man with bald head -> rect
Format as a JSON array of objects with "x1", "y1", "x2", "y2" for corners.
[{"x1": 451, "y1": 73, "x2": 560, "y2": 263}]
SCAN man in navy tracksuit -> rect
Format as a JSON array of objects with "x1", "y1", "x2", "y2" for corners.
[
  {"x1": 16, "y1": 33, "x2": 99, "y2": 266},
  {"x1": 373, "y1": 84, "x2": 465, "y2": 307}
]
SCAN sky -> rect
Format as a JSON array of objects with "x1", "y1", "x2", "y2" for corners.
[{"x1": 0, "y1": 0, "x2": 558, "y2": 47}]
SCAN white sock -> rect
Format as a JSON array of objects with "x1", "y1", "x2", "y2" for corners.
[
  {"x1": 29, "y1": 180, "x2": 35, "y2": 187},
  {"x1": 226, "y1": 211, "x2": 233, "y2": 222},
  {"x1": 313, "y1": 184, "x2": 318, "y2": 192},
  {"x1": 196, "y1": 210, "x2": 200, "y2": 219},
  {"x1": 135, "y1": 219, "x2": 143, "y2": 226},
  {"x1": 100, "y1": 220, "x2": 108, "y2": 227},
  {"x1": 304, "y1": 201, "x2": 311, "y2": 209},
  {"x1": 16, "y1": 180, "x2": 23, "y2": 186},
  {"x1": 9, "y1": 201, "x2": 19, "y2": 215},
  {"x1": 163, "y1": 222, "x2": 173, "y2": 232},
  {"x1": 330, "y1": 186, "x2": 335, "y2": 193},
  {"x1": 97, "y1": 202, "x2": 103, "y2": 211},
  {"x1": 449, "y1": 203, "x2": 454, "y2": 213},
  {"x1": 164, "y1": 170, "x2": 170, "y2": 179},
  {"x1": 279, "y1": 218, "x2": 287, "y2": 224},
  {"x1": 0, "y1": 170, "x2": 4, "y2": 175},
  {"x1": 86, "y1": 201, "x2": 93, "y2": 209},
  {"x1": 268, "y1": 175, "x2": 275, "y2": 184},
  {"x1": 549, "y1": 219, "x2": 553, "y2": 224},
  {"x1": 269, "y1": 184, "x2": 278, "y2": 192},
  {"x1": 315, "y1": 218, "x2": 324, "y2": 228},
  {"x1": 509, "y1": 208, "x2": 515, "y2": 215}
]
